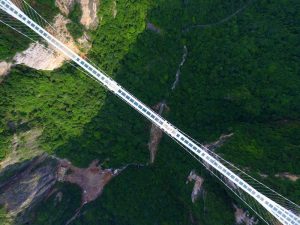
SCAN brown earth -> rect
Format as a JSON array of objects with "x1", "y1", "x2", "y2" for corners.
[{"x1": 57, "y1": 159, "x2": 116, "y2": 205}]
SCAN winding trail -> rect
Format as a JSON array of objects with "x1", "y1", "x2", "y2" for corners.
[{"x1": 183, "y1": 0, "x2": 255, "y2": 32}]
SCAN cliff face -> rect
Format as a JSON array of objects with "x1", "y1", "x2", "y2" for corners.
[
  {"x1": 0, "y1": 0, "x2": 99, "y2": 77},
  {"x1": 0, "y1": 152, "x2": 129, "y2": 224},
  {"x1": 12, "y1": 14, "x2": 81, "y2": 71},
  {"x1": 233, "y1": 204, "x2": 258, "y2": 225},
  {"x1": 78, "y1": 0, "x2": 100, "y2": 29},
  {"x1": 0, "y1": 154, "x2": 59, "y2": 224},
  {"x1": 148, "y1": 102, "x2": 168, "y2": 163},
  {"x1": 55, "y1": 0, "x2": 75, "y2": 15},
  {"x1": 186, "y1": 170, "x2": 204, "y2": 203},
  {"x1": 0, "y1": 61, "x2": 11, "y2": 83},
  {"x1": 55, "y1": 0, "x2": 100, "y2": 29}
]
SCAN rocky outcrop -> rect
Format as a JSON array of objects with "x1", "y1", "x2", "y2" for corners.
[
  {"x1": 55, "y1": 0, "x2": 100, "y2": 30},
  {"x1": 0, "y1": 154, "x2": 132, "y2": 224},
  {"x1": 148, "y1": 125, "x2": 163, "y2": 164},
  {"x1": 148, "y1": 102, "x2": 169, "y2": 163},
  {"x1": 79, "y1": 0, "x2": 100, "y2": 29},
  {"x1": 202, "y1": 133, "x2": 234, "y2": 172},
  {"x1": 275, "y1": 173, "x2": 300, "y2": 182},
  {"x1": 0, "y1": 154, "x2": 59, "y2": 224},
  {"x1": 147, "y1": 22, "x2": 161, "y2": 34},
  {"x1": 13, "y1": 42, "x2": 68, "y2": 71},
  {"x1": 233, "y1": 204, "x2": 258, "y2": 225},
  {"x1": 0, "y1": 128, "x2": 43, "y2": 170},
  {"x1": 11, "y1": 14, "x2": 81, "y2": 71},
  {"x1": 3, "y1": 1, "x2": 96, "y2": 78},
  {"x1": 186, "y1": 170, "x2": 204, "y2": 203},
  {"x1": 77, "y1": 32, "x2": 92, "y2": 50},
  {"x1": 0, "y1": 61, "x2": 12, "y2": 82},
  {"x1": 55, "y1": 0, "x2": 75, "y2": 15},
  {"x1": 171, "y1": 45, "x2": 188, "y2": 90},
  {"x1": 204, "y1": 133, "x2": 234, "y2": 151},
  {"x1": 258, "y1": 172, "x2": 268, "y2": 178}
]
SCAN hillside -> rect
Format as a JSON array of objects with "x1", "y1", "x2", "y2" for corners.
[{"x1": 0, "y1": 0, "x2": 299, "y2": 224}]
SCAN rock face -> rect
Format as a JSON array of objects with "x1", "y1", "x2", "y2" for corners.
[
  {"x1": 55, "y1": 0, "x2": 75, "y2": 15},
  {"x1": 148, "y1": 102, "x2": 168, "y2": 163},
  {"x1": 204, "y1": 133, "x2": 234, "y2": 151},
  {"x1": 0, "y1": 154, "x2": 125, "y2": 224},
  {"x1": 0, "y1": 154, "x2": 59, "y2": 224},
  {"x1": 13, "y1": 14, "x2": 80, "y2": 71},
  {"x1": 202, "y1": 133, "x2": 234, "y2": 179},
  {"x1": 148, "y1": 125, "x2": 163, "y2": 164},
  {"x1": 0, "y1": 61, "x2": 12, "y2": 83},
  {"x1": 13, "y1": 42, "x2": 67, "y2": 71},
  {"x1": 0, "y1": 61, "x2": 11, "y2": 77},
  {"x1": 77, "y1": 32, "x2": 92, "y2": 50},
  {"x1": 233, "y1": 204, "x2": 258, "y2": 225},
  {"x1": 186, "y1": 170, "x2": 204, "y2": 203},
  {"x1": 2, "y1": 0, "x2": 97, "y2": 77},
  {"x1": 79, "y1": 0, "x2": 100, "y2": 30},
  {"x1": 55, "y1": 0, "x2": 100, "y2": 29},
  {"x1": 171, "y1": 45, "x2": 188, "y2": 90},
  {"x1": 0, "y1": 128, "x2": 43, "y2": 171}
]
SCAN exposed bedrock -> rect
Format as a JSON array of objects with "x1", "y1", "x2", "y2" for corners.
[
  {"x1": 148, "y1": 101, "x2": 169, "y2": 163},
  {"x1": 186, "y1": 170, "x2": 204, "y2": 203}
]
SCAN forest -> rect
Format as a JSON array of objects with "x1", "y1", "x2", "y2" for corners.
[{"x1": 0, "y1": 0, "x2": 299, "y2": 224}]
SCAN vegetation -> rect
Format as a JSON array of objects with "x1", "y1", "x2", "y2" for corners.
[
  {"x1": 0, "y1": 0, "x2": 299, "y2": 224},
  {"x1": 0, "y1": 23, "x2": 31, "y2": 61},
  {"x1": 0, "y1": 0, "x2": 58, "y2": 61},
  {"x1": 66, "y1": 2, "x2": 85, "y2": 39}
]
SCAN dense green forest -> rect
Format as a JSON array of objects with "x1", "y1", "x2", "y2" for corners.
[{"x1": 0, "y1": 0, "x2": 299, "y2": 224}]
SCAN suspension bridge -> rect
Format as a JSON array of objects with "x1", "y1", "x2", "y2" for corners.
[{"x1": 0, "y1": 0, "x2": 299, "y2": 224}]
